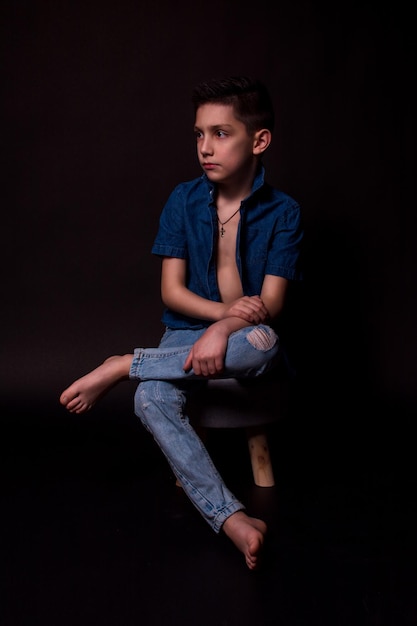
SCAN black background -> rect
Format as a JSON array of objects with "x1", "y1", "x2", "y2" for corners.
[
  {"x1": 2, "y1": 1, "x2": 416, "y2": 413},
  {"x1": 1, "y1": 2, "x2": 416, "y2": 624}
]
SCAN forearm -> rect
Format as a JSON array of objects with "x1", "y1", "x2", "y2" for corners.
[
  {"x1": 210, "y1": 316, "x2": 251, "y2": 337},
  {"x1": 162, "y1": 283, "x2": 226, "y2": 322},
  {"x1": 169, "y1": 276, "x2": 289, "y2": 326},
  {"x1": 259, "y1": 275, "x2": 289, "y2": 321}
]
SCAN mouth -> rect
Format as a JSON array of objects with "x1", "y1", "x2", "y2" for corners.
[{"x1": 202, "y1": 163, "x2": 218, "y2": 171}]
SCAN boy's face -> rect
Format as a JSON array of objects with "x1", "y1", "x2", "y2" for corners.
[{"x1": 194, "y1": 103, "x2": 257, "y2": 185}]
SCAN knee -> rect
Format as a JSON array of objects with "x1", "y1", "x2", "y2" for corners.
[
  {"x1": 246, "y1": 325, "x2": 278, "y2": 351},
  {"x1": 134, "y1": 380, "x2": 186, "y2": 430},
  {"x1": 134, "y1": 381, "x2": 153, "y2": 427}
]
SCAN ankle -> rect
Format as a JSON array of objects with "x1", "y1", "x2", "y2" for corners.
[{"x1": 118, "y1": 353, "x2": 134, "y2": 378}]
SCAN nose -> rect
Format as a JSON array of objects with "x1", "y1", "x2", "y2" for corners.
[{"x1": 200, "y1": 136, "x2": 213, "y2": 157}]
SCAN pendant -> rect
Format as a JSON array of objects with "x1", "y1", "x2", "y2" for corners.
[{"x1": 220, "y1": 225, "x2": 225, "y2": 237}]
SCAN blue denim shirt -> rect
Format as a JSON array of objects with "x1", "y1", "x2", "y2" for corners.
[{"x1": 152, "y1": 165, "x2": 303, "y2": 330}]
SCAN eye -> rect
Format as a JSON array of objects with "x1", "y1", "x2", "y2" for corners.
[
  {"x1": 216, "y1": 130, "x2": 227, "y2": 138},
  {"x1": 194, "y1": 130, "x2": 203, "y2": 140}
]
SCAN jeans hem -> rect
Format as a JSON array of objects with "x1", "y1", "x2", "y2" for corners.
[
  {"x1": 129, "y1": 348, "x2": 142, "y2": 379},
  {"x1": 212, "y1": 503, "x2": 246, "y2": 533}
]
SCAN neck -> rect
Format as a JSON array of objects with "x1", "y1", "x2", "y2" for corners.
[{"x1": 215, "y1": 160, "x2": 259, "y2": 203}]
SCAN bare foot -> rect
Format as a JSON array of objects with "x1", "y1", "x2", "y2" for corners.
[
  {"x1": 59, "y1": 354, "x2": 133, "y2": 414},
  {"x1": 222, "y1": 510, "x2": 267, "y2": 570}
]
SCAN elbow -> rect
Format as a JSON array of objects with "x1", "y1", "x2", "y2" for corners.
[
  {"x1": 161, "y1": 290, "x2": 172, "y2": 309},
  {"x1": 161, "y1": 284, "x2": 180, "y2": 310}
]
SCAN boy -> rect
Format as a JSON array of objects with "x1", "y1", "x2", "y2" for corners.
[{"x1": 60, "y1": 76, "x2": 303, "y2": 570}]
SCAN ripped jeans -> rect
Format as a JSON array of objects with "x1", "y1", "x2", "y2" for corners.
[{"x1": 130, "y1": 325, "x2": 280, "y2": 533}]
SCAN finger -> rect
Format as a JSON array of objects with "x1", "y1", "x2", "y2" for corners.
[
  {"x1": 192, "y1": 361, "x2": 202, "y2": 376},
  {"x1": 207, "y1": 360, "x2": 219, "y2": 376},
  {"x1": 183, "y1": 350, "x2": 193, "y2": 372},
  {"x1": 214, "y1": 356, "x2": 224, "y2": 373},
  {"x1": 198, "y1": 360, "x2": 209, "y2": 377}
]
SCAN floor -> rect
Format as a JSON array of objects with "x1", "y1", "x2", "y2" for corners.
[{"x1": 1, "y1": 392, "x2": 416, "y2": 626}]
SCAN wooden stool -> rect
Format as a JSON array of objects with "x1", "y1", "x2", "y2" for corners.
[{"x1": 186, "y1": 365, "x2": 291, "y2": 487}]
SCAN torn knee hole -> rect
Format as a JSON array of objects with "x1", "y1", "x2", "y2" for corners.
[{"x1": 246, "y1": 327, "x2": 277, "y2": 351}]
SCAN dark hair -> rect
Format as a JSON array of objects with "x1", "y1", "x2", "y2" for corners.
[{"x1": 192, "y1": 76, "x2": 275, "y2": 134}]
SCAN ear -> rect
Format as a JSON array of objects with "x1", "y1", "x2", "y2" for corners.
[{"x1": 253, "y1": 128, "x2": 272, "y2": 155}]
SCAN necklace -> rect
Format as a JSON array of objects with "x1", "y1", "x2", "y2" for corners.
[{"x1": 217, "y1": 207, "x2": 241, "y2": 237}]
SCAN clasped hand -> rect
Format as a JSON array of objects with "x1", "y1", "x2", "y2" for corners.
[{"x1": 221, "y1": 295, "x2": 269, "y2": 325}]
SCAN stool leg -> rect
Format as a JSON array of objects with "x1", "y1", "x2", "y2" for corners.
[{"x1": 246, "y1": 426, "x2": 275, "y2": 487}]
